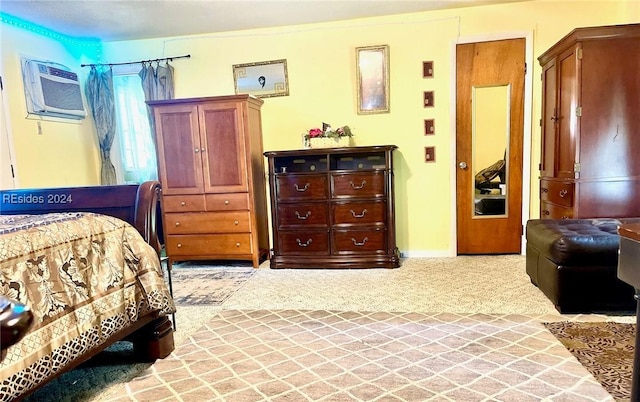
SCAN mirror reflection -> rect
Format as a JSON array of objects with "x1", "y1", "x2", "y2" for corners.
[{"x1": 472, "y1": 84, "x2": 510, "y2": 217}]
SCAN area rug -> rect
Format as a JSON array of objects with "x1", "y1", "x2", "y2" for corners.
[
  {"x1": 169, "y1": 267, "x2": 256, "y2": 305},
  {"x1": 119, "y1": 311, "x2": 611, "y2": 401},
  {"x1": 544, "y1": 321, "x2": 635, "y2": 401}
]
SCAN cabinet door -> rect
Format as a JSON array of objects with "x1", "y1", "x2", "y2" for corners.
[
  {"x1": 540, "y1": 59, "x2": 557, "y2": 178},
  {"x1": 154, "y1": 104, "x2": 204, "y2": 195},
  {"x1": 555, "y1": 45, "x2": 580, "y2": 179},
  {"x1": 199, "y1": 102, "x2": 248, "y2": 193}
]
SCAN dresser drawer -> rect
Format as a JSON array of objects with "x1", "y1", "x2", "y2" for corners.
[
  {"x1": 276, "y1": 175, "x2": 328, "y2": 201},
  {"x1": 333, "y1": 229, "x2": 386, "y2": 253},
  {"x1": 277, "y1": 203, "x2": 328, "y2": 228},
  {"x1": 540, "y1": 180, "x2": 574, "y2": 207},
  {"x1": 540, "y1": 201, "x2": 574, "y2": 220},
  {"x1": 333, "y1": 201, "x2": 386, "y2": 225},
  {"x1": 165, "y1": 234, "x2": 252, "y2": 256},
  {"x1": 332, "y1": 171, "x2": 385, "y2": 198},
  {"x1": 163, "y1": 195, "x2": 205, "y2": 212},
  {"x1": 278, "y1": 231, "x2": 330, "y2": 255},
  {"x1": 206, "y1": 193, "x2": 249, "y2": 211},
  {"x1": 164, "y1": 212, "x2": 250, "y2": 234}
]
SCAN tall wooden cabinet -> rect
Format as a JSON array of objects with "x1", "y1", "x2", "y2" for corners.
[
  {"x1": 148, "y1": 95, "x2": 269, "y2": 267},
  {"x1": 264, "y1": 145, "x2": 399, "y2": 269},
  {"x1": 538, "y1": 23, "x2": 640, "y2": 219}
]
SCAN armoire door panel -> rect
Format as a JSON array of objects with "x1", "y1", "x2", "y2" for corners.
[
  {"x1": 540, "y1": 60, "x2": 557, "y2": 178},
  {"x1": 154, "y1": 105, "x2": 204, "y2": 194},
  {"x1": 556, "y1": 46, "x2": 579, "y2": 179},
  {"x1": 200, "y1": 104, "x2": 248, "y2": 193}
]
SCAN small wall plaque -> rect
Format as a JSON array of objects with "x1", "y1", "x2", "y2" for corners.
[
  {"x1": 423, "y1": 61, "x2": 434, "y2": 78},
  {"x1": 425, "y1": 146, "x2": 436, "y2": 163},
  {"x1": 424, "y1": 119, "x2": 435, "y2": 135},
  {"x1": 423, "y1": 91, "x2": 434, "y2": 107}
]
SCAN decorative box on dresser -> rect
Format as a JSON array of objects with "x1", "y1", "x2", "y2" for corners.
[
  {"x1": 148, "y1": 95, "x2": 269, "y2": 268},
  {"x1": 538, "y1": 23, "x2": 640, "y2": 219},
  {"x1": 264, "y1": 145, "x2": 400, "y2": 269}
]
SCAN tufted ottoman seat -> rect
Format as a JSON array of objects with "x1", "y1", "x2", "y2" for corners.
[{"x1": 526, "y1": 218, "x2": 640, "y2": 313}]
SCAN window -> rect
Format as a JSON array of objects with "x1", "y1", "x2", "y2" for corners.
[{"x1": 112, "y1": 73, "x2": 157, "y2": 183}]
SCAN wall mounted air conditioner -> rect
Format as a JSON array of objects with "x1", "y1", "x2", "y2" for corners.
[{"x1": 21, "y1": 58, "x2": 87, "y2": 120}]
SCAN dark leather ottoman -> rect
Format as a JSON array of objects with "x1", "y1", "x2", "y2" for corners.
[{"x1": 526, "y1": 218, "x2": 639, "y2": 313}]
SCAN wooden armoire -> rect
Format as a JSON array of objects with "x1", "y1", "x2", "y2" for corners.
[
  {"x1": 148, "y1": 95, "x2": 269, "y2": 268},
  {"x1": 538, "y1": 23, "x2": 640, "y2": 219}
]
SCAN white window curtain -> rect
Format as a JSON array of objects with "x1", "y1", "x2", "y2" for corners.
[{"x1": 112, "y1": 73, "x2": 157, "y2": 183}]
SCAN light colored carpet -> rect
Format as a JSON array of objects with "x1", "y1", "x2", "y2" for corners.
[{"x1": 21, "y1": 256, "x2": 636, "y2": 401}]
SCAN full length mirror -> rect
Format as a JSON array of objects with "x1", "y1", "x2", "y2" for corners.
[{"x1": 472, "y1": 84, "x2": 510, "y2": 217}]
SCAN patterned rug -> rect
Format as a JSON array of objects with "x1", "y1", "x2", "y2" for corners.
[
  {"x1": 117, "y1": 311, "x2": 611, "y2": 401},
  {"x1": 545, "y1": 321, "x2": 635, "y2": 401},
  {"x1": 169, "y1": 265, "x2": 256, "y2": 305}
]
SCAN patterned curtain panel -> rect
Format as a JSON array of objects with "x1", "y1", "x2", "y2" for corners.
[
  {"x1": 139, "y1": 62, "x2": 175, "y2": 124},
  {"x1": 85, "y1": 67, "x2": 117, "y2": 185}
]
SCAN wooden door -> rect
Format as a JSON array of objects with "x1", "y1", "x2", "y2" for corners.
[
  {"x1": 153, "y1": 103, "x2": 204, "y2": 195},
  {"x1": 456, "y1": 39, "x2": 525, "y2": 254},
  {"x1": 199, "y1": 101, "x2": 248, "y2": 194}
]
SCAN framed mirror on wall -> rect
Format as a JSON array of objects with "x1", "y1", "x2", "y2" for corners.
[
  {"x1": 233, "y1": 59, "x2": 289, "y2": 98},
  {"x1": 356, "y1": 45, "x2": 389, "y2": 114}
]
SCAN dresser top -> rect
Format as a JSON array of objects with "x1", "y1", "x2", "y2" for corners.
[{"x1": 264, "y1": 145, "x2": 397, "y2": 158}]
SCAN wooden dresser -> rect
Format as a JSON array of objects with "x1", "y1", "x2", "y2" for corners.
[
  {"x1": 148, "y1": 95, "x2": 269, "y2": 268},
  {"x1": 264, "y1": 145, "x2": 399, "y2": 269},
  {"x1": 538, "y1": 23, "x2": 640, "y2": 219}
]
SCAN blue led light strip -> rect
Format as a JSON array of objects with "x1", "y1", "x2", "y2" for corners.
[{"x1": 0, "y1": 12, "x2": 100, "y2": 47}]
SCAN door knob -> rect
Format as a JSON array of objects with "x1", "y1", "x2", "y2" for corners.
[{"x1": 458, "y1": 162, "x2": 468, "y2": 169}]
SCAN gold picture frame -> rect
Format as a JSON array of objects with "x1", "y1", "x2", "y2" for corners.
[
  {"x1": 233, "y1": 59, "x2": 289, "y2": 98},
  {"x1": 356, "y1": 45, "x2": 390, "y2": 114}
]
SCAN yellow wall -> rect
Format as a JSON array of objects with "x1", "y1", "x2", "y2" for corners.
[
  {"x1": 2, "y1": 0, "x2": 638, "y2": 254},
  {"x1": 0, "y1": 23, "x2": 100, "y2": 188}
]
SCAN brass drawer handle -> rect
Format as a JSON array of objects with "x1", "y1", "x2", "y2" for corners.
[
  {"x1": 559, "y1": 189, "x2": 568, "y2": 198},
  {"x1": 294, "y1": 183, "x2": 310, "y2": 192},
  {"x1": 180, "y1": 201, "x2": 186, "y2": 206},
  {"x1": 177, "y1": 243, "x2": 182, "y2": 248},
  {"x1": 351, "y1": 237, "x2": 368, "y2": 246},
  {"x1": 175, "y1": 222, "x2": 180, "y2": 226},
  {"x1": 349, "y1": 180, "x2": 367, "y2": 190},
  {"x1": 236, "y1": 242, "x2": 241, "y2": 247},
  {"x1": 350, "y1": 209, "x2": 367, "y2": 218},
  {"x1": 234, "y1": 220, "x2": 239, "y2": 225},
  {"x1": 295, "y1": 211, "x2": 311, "y2": 220},
  {"x1": 296, "y1": 238, "x2": 312, "y2": 247},
  {"x1": 562, "y1": 216, "x2": 570, "y2": 219},
  {"x1": 540, "y1": 188, "x2": 548, "y2": 194},
  {"x1": 224, "y1": 200, "x2": 230, "y2": 205},
  {"x1": 542, "y1": 210, "x2": 550, "y2": 215}
]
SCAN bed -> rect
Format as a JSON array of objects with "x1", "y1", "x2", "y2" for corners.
[{"x1": 0, "y1": 181, "x2": 176, "y2": 401}]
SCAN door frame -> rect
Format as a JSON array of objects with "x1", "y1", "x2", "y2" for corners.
[
  {"x1": 0, "y1": 62, "x2": 18, "y2": 190},
  {"x1": 449, "y1": 31, "x2": 534, "y2": 256}
]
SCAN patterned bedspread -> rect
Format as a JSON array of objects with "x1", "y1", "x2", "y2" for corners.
[{"x1": 0, "y1": 212, "x2": 176, "y2": 400}]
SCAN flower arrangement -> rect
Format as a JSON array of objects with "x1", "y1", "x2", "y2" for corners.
[{"x1": 304, "y1": 122, "x2": 354, "y2": 141}]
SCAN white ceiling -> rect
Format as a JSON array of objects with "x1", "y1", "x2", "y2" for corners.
[{"x1": 0, "y1": 0, "x2": 524, "y2": 42}]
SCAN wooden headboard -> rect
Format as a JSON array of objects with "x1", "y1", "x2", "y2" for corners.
[{"x1": 0, "y1": 181, "x2": 162, "y2": 255}]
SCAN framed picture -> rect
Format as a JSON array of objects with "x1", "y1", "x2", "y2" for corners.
[
  {"x1": 233, "y1": 59, "x2": 289, "y2": 98},
  {"x1": 356, "y1": 45, "x2": 390, "y2": 114}
]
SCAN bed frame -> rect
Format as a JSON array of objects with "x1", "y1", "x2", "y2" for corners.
[{"x1": 0, "y1": 181, "x2": 174, "y2": 398}]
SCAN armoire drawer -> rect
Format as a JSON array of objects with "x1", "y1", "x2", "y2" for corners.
[
  {"x1": 278, "y1": 231, "x2": 330, "y2": 255},
  {"x1": 164, "y1": 211, "x2": 250, "y2": 234},
  {"x1": 276, "y1": 175, "x2": 328, "y2": 201},
  {"x1": 205, "y1": 193, "x2": 249, "y2": 211},
  {"x1": 540, "y1": 201, "x2": 574, "y2": 220},
  {"x1": 331, "y1": 171, "x2": 385, "y2": 198},
  {"x1": 540, "y1": 180, "x2": 574, "y2": 207},
  {"x1": 277, "y1": 203, "x2": 328, "y2": 228},
  {"x1": 165, "y1": 234, "x2": 252, "y2": 256},
  {"x1": 163, "y1": 195, "x2": 205, "y2": 212},
  {"x1": 332, "y1": 201, "x2": 386, "y2": 225},
  {"x1": 332, "y1": 229, "x2": 386, "y2": 253}
]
